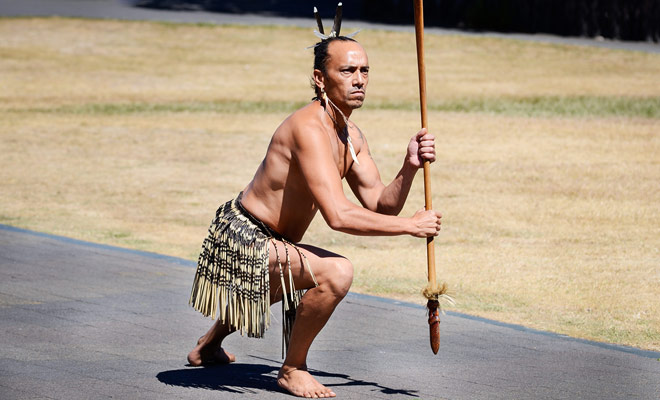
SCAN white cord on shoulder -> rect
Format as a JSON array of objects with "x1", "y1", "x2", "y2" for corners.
[{"x1": 322, "y1": 93, "x2": 360, "y2": 166}]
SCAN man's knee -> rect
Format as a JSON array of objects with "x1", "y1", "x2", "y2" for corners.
[{"x1": 325, "y1": 257, "x2": 353, "y2": 298}]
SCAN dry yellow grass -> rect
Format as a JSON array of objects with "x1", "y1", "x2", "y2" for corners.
[{"x1": 1, "y1": 17, "x2": 659, "y2": 350}]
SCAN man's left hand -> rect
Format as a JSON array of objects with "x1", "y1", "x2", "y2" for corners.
[{"x1": 406, "y1": 128, "x2": 436, "y2": 169}]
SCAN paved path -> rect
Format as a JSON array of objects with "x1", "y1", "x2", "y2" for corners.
[
  {"x1": 1, "y1": 224, "x2": 659, "y2": 399},
  {"x1": 1, "y1": 0, "x2": 659, "y2": 53}
]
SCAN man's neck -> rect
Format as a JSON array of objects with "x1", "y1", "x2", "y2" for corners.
[{"x1": 323, "y1": 97, "x2": 352, "y2": 131}]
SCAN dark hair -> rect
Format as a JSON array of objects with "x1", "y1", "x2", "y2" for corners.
[{"x1": 312, "y1": 36, "x2": 358, "y2": 99}]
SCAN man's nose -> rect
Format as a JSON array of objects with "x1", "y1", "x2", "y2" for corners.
[{"x1": 354, "y1": 73, "x2": 364, "y2": 86}]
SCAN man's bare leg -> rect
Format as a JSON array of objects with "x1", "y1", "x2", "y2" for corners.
[
  {"x1": 187, "y1": 318, "x2": 237, "y2": 366},
  {"x1": 272, "y1": 243, "x2": 353, "y2": 398}
]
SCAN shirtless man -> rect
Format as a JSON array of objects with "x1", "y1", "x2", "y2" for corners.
[{"x1": 187, "y1": 36, "x2": 441, "y2": 398}]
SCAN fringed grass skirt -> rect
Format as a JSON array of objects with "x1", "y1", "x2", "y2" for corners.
[{"x1": 189, "y1": 193, "x2": 316, "y2": 355}]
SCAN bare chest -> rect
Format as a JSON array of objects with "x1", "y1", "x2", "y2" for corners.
[{"x1": 328, "y1": 127, "x2": 360, "y2": 178}]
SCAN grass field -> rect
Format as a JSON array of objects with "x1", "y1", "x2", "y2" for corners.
[{"x1": 1, "y1": 17, "x2": 659, "y2": 351}]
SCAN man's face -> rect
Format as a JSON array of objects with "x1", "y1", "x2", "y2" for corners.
[{"x1": 320, "y1": 40, "x2": 369, "y2": 110}]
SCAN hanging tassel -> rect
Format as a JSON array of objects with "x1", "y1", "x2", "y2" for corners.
[
  {"x1": 346, "y1": 136, "x2": 360, "y2": 166},
  {"x1": 283, "y1": 243, "x2": 297, "y2": 356}
]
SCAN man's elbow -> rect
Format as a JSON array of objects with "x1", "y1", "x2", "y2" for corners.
[
  {"x1": 376, "y1": 203, "x2": 402, "y2": 216},
  {"x1": 324, "y1": 210, "x2": 352, "y2": 232},
  {"x1": 326, "y1": 214, "x2": 347, "y2": 231}
]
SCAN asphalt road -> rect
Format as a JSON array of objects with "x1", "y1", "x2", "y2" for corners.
[
  {"x1": 1, "y1": 225, "x2": 659, "y2": 399},
  {"x1": 1, "y1": 0, "x2": 659, "y2": 53}
]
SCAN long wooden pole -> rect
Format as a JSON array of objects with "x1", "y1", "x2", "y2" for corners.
[
  {"x1": 413, "y1": 0, "x2": 441, "y2": 354},
  {"x1": 413, "y1": 0, "x2": 436, "y2": 291}
]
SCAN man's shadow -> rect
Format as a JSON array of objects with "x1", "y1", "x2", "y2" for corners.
[
  {"x1": 157, "y1": 363, "x2": 281, "y2": 395},
  {"x1": 157, "y1": 360, "x2": 419, "y2": 396}
]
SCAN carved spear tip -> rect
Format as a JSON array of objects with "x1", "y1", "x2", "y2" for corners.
[{"x1": 427, "y1": 299, "x2": 440, "y2": 354}]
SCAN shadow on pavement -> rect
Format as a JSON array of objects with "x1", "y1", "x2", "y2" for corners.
[
  {"x1": 157, "y1": 362, "x2": 420, "y2": 397},
  {"x1": 314, "y1": 370, "x2": 421, "y2": 397},
  {"x1": 157, "y1": 363, "x2": 282, "y2": 394}
]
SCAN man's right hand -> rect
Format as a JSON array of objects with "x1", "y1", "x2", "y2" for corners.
[{"x1": 410, "y1": 208, "x2": 442, "y2": 238}]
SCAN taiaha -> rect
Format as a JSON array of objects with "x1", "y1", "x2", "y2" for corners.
[{"x1": 413, "y1": 0, "x2": 454, "y2": 354}]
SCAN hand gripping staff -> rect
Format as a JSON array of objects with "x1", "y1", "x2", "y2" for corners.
[{"x1": 413, "y1": 0, "x2": 454, "y2": 354}]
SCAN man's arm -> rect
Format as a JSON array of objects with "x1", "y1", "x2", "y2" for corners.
[
  {"x1": 347, "y1": 128, "x2": 435, "y2": 215},
  {"x1": 292, "y1": 122, "x2": 439, "y2": 238}
]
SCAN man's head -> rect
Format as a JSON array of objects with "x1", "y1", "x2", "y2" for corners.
[{"x1": 312, "y1": 37, "x2": 369, "y2": 111}]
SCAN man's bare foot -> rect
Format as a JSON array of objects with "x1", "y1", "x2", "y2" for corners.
[
  {"x1": 277, "y1": 365, "x2": 336, "y2": 398},
  {"x1": 187, "y1": 337, "x2": 236, "y2": 366}
]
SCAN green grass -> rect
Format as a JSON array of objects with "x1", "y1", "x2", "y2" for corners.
[
  {"x1": 10, "y1": 101, "x2": 309, "y2": 115},
  {"x1": 11, "y1": 96, "x2": 659, "y2": 118},
  {"x1": 370, "y1": 96, "x2": 660, "y2": 118}
]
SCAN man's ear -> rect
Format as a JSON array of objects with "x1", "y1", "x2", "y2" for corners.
[{"x1": 313, "y1": 69, "x2": 325, "y2": 92}]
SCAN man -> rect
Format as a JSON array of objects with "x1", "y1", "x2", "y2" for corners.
[{"x1": 187, "y1": 36, "x2": 441, "y2": 398}]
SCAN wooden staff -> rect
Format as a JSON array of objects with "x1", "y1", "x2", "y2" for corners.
[{"x1": 413, "y1": 0, "x2": 442, "y2": 355}]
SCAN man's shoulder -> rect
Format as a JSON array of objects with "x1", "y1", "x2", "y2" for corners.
[
  {"x1": 286, "y1": 101, "x2": 326, "y2": 137},
  {"x1": 290, "y1": 101, "x2": 323, "y2": 123}
]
